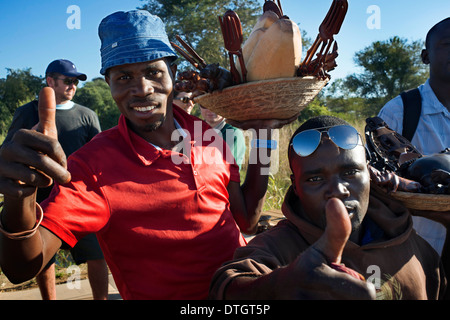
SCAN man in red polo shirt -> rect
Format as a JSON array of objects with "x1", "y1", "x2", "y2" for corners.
[{"x1": 0, "y1": 10, "x2": 295, "y2": 299}]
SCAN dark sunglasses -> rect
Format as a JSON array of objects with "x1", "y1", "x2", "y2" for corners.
[
  {"x1": 291, "y1": 125, "x2": 361, "y2": 157},
  {"x1": 55, "y1": 77, "x2": 79, "y2": 86},
  {"x1": 176, "y1": 96, "x2": 192, "y2": 103}
]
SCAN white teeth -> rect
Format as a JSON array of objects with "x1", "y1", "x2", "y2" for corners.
[
  {"x1": 134, "y1": 106, "x2": 156, "y2": 112},
  {"x1": 347, "y1": 208, "x2": 355, "y2": 219}
]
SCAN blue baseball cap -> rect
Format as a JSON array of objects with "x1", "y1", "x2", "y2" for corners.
[
  {"x1": 99, "y1": 10, "x2": 178, "y2": 75},
  {"x1": 45, "y1": 59, "x2": 87, "y2": 81}
]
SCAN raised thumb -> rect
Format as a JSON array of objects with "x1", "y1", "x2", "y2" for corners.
[
  {"x1": 314, "y1": 198, "x2": 352, "y2": 265},
  {"x1": 36, "y1": 87, "x2": 58, "y2": 140},
  {"x1": 35, "y1": 87, "x2": 71, "y2": 183}
]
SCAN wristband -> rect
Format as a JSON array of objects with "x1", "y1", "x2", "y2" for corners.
[
  {"x1": 251, "y1": 139, "x2": 277, "y2": 149},
  {"x1": 0, "y1": 202, "x2": 44, "y2": 240}
]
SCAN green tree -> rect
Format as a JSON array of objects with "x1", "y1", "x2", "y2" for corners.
[
  {"x1": 73, "y1": 78, "x2": 120, "y2": 130},
  {"x1": 0, "y1": 68, "x2": 44, "y2": 113},
  {"x1": 297, "y1": 98, "x2": 330, "y2": 123},
  {"x1": 0, "y1": 68, "x2": 45, "y2": 138},
  {"x1": 325, "y1": 36, "x2": 428, "y2": 118},
  {"x1": 345, "y1": 37, "x2": 428, "y2": 105},
  {"x1": 139, "y1": 0, "x2": 261, "y2": 69}
]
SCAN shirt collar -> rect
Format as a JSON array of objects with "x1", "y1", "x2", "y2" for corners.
[
  {"x1": 118, "y1": 105, "x2": 192, "y2": 166},
  {"x1": 149, "y1": 118, "x2": 187, "y2": 151},
  {"x1": 55, "y1": 101, "x2": 74, "y2": 110},
  {"x1": 420, "y1": 79, "x2": 450, "y2": 116}
]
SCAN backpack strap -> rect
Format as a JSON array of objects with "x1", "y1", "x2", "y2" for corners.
[{"x1": 400, "y1": 88, "x2": 422, "y2": 142}]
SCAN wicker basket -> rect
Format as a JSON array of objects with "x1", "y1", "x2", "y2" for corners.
[
  {"x1": 193, "y1": 76, "x2": 328, "y2": 121},
  {"x1": 390, "y1": 191, "x2": 450, "y2": 212}
]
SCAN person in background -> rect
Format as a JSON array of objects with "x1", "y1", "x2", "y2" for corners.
[
  {"x1": 378, "y1": 17, "x2": 450, "y2": 255},
  {"x1": 210, "y1": 116, "x2": 446, "y2": 300},
  {"x1": 173, "y1": 91, "x2": 194, "y2": 114},
  {"x1": 2, "y1": 59, "x2": 108, "y2": 300},
  {"x1": 200, "y1": 105, "x2": 246, "y2": 170}
]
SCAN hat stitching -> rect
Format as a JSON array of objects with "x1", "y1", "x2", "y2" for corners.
[
  {"x1": 101, "y1": 40, "x2": 173, "y2": 56},
  {"x1": 100, "y1": 35, "x2": 169, "y2": 52},
  {"x1": 103, "y1": 52, "x2": 171, "y2": 65},
  {"x1": 102, "y1": 44, "x2": 174, "y2": 59}
]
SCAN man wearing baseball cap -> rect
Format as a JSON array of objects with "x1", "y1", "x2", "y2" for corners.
[
  {"x1": 2, "y1": 59, "x2": 107, "y2": 300},
  {"x1": 45, "y1": 59, "x2": 87, "y2": 81},
  {"x1": 0, "y1": 10, "x2": 295, "y2": 299}
]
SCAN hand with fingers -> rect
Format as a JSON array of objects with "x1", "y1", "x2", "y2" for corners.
[
  {"x1": 281, "y1": 198, "x2": 376, "y2": 299},
  {"x1": 0, "y1": 87, "x2": 71, "y2": 199}
]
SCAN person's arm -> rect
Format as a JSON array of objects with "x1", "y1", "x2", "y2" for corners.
[
  {"x1": 0, "y1": 129, "x2": 68, "y2": 283},
  {"x1": 0, "y1": 88, "x2": 70, "y2": 283},
  {"x1": 211, "y1": 198, "x2": 376, "y2": 299},
  {"x1": 226, "y1": 117, "x2": 295, "y2": 234},
  {"x1": 222, "y1": 247, "x2": 374, "y2": 300},
  {"x1": 0, "y1": 198, "x2": 62, "y2": 284}
]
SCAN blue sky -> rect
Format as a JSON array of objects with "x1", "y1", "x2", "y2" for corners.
[{"x1": 0, "y1": 0, "x2": 449, "y2": 84}]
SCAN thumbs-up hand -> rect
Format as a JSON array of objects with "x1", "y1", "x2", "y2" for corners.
[
  {"x1": 0, "y1": 88, "x2": 71, "y2": 198},
  {"x1": 314, "y1": 198, "x2": 366, "y2": 281},
  {"x1": 314, "y1": 198, "x2": 352, "y2": 265},
  {"x1": 278, "y1": 198, "x2": 375, "y2": 299}
]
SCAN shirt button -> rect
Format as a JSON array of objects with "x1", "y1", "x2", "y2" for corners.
[{"x1": 193, "y1": 170, "x2": 198, "y2": 175}]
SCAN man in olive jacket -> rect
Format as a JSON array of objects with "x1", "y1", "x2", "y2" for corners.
[{"x1": 210, "y1": 116, "x2": 446, "y2": 300}]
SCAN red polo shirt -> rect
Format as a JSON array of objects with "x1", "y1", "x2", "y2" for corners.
[{"x1": 41, "y1": 106, "x2": 245, "y2": 299}]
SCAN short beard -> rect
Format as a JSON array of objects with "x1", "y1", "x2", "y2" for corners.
[
  {"x1": 142, "y1": 114, "x2": 166, "y2": 132},
  {"x1": 125, "y1": 114, "x2": 166, "y2": 137}
]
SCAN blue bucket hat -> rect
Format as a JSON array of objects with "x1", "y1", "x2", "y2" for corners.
[{"x1": 99, "y1": 10, "x2": 178, "y2": 75}]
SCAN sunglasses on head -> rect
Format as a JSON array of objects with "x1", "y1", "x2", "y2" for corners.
[
  {"x1": 291, "y1": 125, "x2": 361, "y2": 157},
  {"x1": 55, "y1": 77, "x2": 79, "y2": 86}
]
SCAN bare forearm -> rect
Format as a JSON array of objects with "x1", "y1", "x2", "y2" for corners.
[
  {"x1": 0, "y1": 195, "x2": 54, "y2": 283},
  {"x1": 238, "y1": 130, "x2": 274, "y2": 233},
  {"x1": 240, "y1": 151, "x2": 271, "y2": 231}
]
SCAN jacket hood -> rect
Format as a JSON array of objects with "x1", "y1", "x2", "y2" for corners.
[{"x1": 281, "y1": 183, "x2": 414, "y2": 250}]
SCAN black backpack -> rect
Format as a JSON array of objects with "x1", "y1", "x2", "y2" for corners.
[{"x1": 400, "y1": 88, "x2": 422, "y2": 142}]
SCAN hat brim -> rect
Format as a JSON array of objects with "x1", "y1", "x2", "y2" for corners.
[{"x1": 62, "y1": 72, "x2": 87, "y2": 81}]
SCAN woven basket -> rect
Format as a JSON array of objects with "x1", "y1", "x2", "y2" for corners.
[
  {"x1": 193, "y1": 76, "x2": 328, "y2": 121},
  {"x1": 390, "y1": 191, "x2": 450, "y2": 212}
]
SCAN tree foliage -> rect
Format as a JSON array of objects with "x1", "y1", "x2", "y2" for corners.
[
  {"x1": 73, "y1": 78, "x2": 120, "y2": 130},
  {"x1": 139, "y1": 0, "x2": 261, "y2": 69},
  {"x1": 345, "y1": 36, "x2": 427, "y2": 100},
  {"x1": 0, "y1": 68, "x2": 45, "y2": 139},
  {"x1": 0, "y1": 68, "x2": 44, "y2": 113},
  {"x1": 324, "y1": 36, "x2": 429, "y2": 117}
]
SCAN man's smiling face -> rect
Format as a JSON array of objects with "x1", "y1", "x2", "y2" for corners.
[{"x1": 106, "y1": 59, "x2": 175, "y2": 138}]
